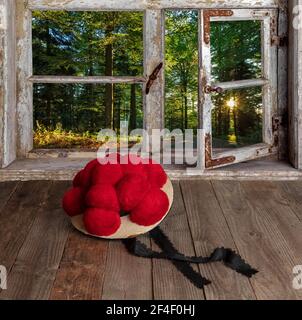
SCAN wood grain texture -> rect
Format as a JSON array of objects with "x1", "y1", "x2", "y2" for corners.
[
  {"x1": 0, "y1": 181, "x2": 70, "y2": 300},
  {"x1": 212, "y1": 181, "x2": 302, "y2": 300},
  {"x1": 279, "y1": 181, "x2": 302, "y2": 221},
  {"x1": 0, "y1": 181, "x2": 18, "y2": 213},
  {"x1": 181, "y1": 180, "x2": 255, "y2": 300},
  {"x1": 0, "y1": 181, "x2": 51, "y2": 274},
  {"x1": 50, "y1": 230, "x2": 109, "y2": 300},
  {"x1": 152, "y1": 181, "x2": 205, "y2": 300},
  {"x1": 101, "y1": 235, "x2": 152, "y2": 300}
]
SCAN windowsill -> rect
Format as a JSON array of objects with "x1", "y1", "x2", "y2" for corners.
[{"x1": 0, "y1": 157, "x2": 301, "y2": 182}]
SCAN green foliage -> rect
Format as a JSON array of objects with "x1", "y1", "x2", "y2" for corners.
[{"x1": 33, "y1": 10, "x2": 263, "y2": 150}]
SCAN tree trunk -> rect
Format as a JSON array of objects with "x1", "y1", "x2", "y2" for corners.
[
  {"x1": 105, "y1": 32, "x2": 113, "y2": 129},
  {"x1": 130, "y1": 84, "x2": 137, "y2": 131}
]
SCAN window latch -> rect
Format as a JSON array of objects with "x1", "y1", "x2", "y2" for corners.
[{"x1": 146, "y1": 63, "x2": 163, "y2": 94}]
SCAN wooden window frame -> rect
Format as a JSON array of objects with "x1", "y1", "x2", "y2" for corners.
[
  {"x1": 0, "y1": 0, "x2": 293, "y2": 173},
  {"x1": 200, "y1": 9, "x2": 278, "y2": 169}
]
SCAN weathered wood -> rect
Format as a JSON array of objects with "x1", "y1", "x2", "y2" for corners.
[
  {"x1": 213, "y1": 180, "x2": 302, "y2": 300},
  {"x1": 0, "y1": 0, "x2": 17, "y2": 168},
  {"x1": 152, "y1": 182, "x2": 205, "y2": 300},
  {"x1": 288, "y1": 0, "x2": 302, "y2": 169},
  {"x1": 29, "y1": 76, "x2": 146, "y2": 84},
  {"x1": 181, "y1": 180, "x2": 255, "y2": 300},
  {"x1": 28, "y1": 0, "x2": 280, "y2": 11},
  {"x1": 214, "y1": 79, "x2": 269, "y2": 90},
  {"x1": 277, "y1": 5, "x2": 288, "y2": 160},
  {"x1": 279, "y1": 181, "x2": 302, "y2": 221},
  {"x1": 2, "y1": 158, "x2": 302, "y2": 181},
  {"x1": 16, "y1": 0, "x2": 33, "y2": 157},
  {"x1": 144, "y1": 9, "x2": 164, "y2": 144},
  {"x1": 0, "y1": 181, "x2": 51, "y2": 275},
  {"x1": 101, "y1": 235, "x2": 153, "y2": 300},
  {"x1": 50, "y1": 229, "x2": 109, "y2": 300},
  {"x1": 0, "y1": 181, "x2": 18, "y2": 213},
  {"x1": 0, "y1": 181, "x2": 70, "y2": 300},
  {"x1": 202, "y1": 9, "x2": 278, "y2": 169}
]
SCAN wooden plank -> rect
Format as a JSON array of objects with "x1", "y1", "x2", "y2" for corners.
[
  {"x1": 0, "y1": 181, "x2": 18, "y2": 213},
  {"x1": 277, "y1": 6, "x2": 288, "y2": 160},
  {"x1": 0, "y1": 181, "x2": 70, "y2": 300},
  {"x1": 0, "y1": 0, "x2": 17, "y2": 168},
  {"x1": 144, "y1": 9, "x2": 164, "y2": 148},
  {"x1": 29, "y1": 76, "x2": 146, "y2": 84},
  {"x1": 0, "y1": 181, "x2": 51, "y2": 274},
  {"x1": 288, "y1": 0, "x2": 302, "y2": 169},
  {"x1": 101, "y1": 236, "x2": 152, "y2": 300},
  {"x1": 152, "y1": 181, "x2": 205, "y2": 300},
  {"x1": 50, "y1": 230, "x2": 109, "y2": 300},
  {"x1": 28, "y1": 0, "x2": 279, "y2": 11},
  {"x1": 278, "y1": 181, "x2": 302, "y2": 221},
  {"x1": 212, "y1": 180, "x2": 302, "y2": 300},
  {"x1": 181, "y1": 180, "x2": 255, "y2": 300},
  {"x1": 16, "y1": 1, "x2": 33, "y2": 157}
]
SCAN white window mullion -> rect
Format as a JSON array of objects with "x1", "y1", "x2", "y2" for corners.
[{"x1": 144, "y1": 9, "x2": 165, "y2": 135}]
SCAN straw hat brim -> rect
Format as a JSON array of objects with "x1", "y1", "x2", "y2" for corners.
[{"x1": 71, "y1": 178, "x2": 174, "y2": 239}]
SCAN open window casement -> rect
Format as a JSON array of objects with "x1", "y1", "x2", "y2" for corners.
[
  {"x1": 200, "y1": 9, "x2": 278, "y2": 169},
  {"x1": 3, "y1": 0, "x2": 302, "y2": 177}
]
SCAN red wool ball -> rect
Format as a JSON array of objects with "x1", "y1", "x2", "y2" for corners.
[
  {"x1": 146, "y1": 161, "x2": 168, "y2": 188},
  {"x1": 130, "y1": 188, "x2": 169, "y2": 226},
  {"x1": 85, "y1": 159, "x2": 99, "y2": 173},
  {"x1": 73, "y1": 159, "x2": 99, "y2": 189},
  {"x1": 92, "y1": 162, "x2": 124, "y2": 186},
  {"x1": 120, "y1": 154, "x2": 148, "y2": 180},
  {"x1": 83, "y1": 208, "x2": 121, "y2": 237},
  {"x1": 72, "y1": 170, "x2": 83, "y2": 188},
  {"x1": 62, "y1": 187, "x2": 85, "y2": 217},
  {"x1": 117, "y1": 174, "x2": 150, "y2": 212},
  {"x1": 86, "y1": 184, "x2": 120, "y2": 212}
]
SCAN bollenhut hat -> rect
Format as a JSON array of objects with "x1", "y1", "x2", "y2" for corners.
[{"x1": 62, "y1": 154, "x2": 173, "y2": 239}]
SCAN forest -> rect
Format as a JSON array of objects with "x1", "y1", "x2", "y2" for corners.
[{"x1": 32, "y1": 10, "x2": 263, "y2": 149}]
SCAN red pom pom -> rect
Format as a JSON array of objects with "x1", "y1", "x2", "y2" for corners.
[
  {"x1": 92, "y1": 162, "x2": 124, "y2": 186},
  {"x1": 73, "y1": 159, "x2": 99, "y2": 189},
  {"x1": 120, "y1": 154, "x2": 148, "y2": 179},
  {"x1": 146, "y1": 161, "x2": 167, "y2": 188},
  {"x1": 85, "y1": 159, "x2": 99, "y2": 173},
  {"x1": 72, "y1": 170, "x2": 83, "y2": 188},
  {"x1": 83, "y1": 208, "x2": 121, "y2": 237},
  {"x1": 117, "y1": 175, "x2": 150, "y2": 212},
  {"x1": 62, "y1": 187, "x2": 85, "y2": 217},
  {"x1": 86, "y1": 184, "x2": 120, "y2": 212},
  {"x1": 130, "y1": 188, "x2": 169, "y2": 226}
]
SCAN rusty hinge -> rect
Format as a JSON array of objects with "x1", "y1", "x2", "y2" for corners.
[
  {"x1": 204, "y1": 10, "x2": 233, "y2": 45},
  {"x1": 271, "y1": 35, "x2": 288, "y2": 47},
  {"x1": 205, "y1": 134, "x2": 236, "y2": 168},
  {"x1": 146, "y1": 63, "x2": 163, "y2": 95}
]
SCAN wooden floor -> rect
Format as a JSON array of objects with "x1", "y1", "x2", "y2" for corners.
[{"x1": 1, "y1": 180, "x2": 302, "y2": 300}]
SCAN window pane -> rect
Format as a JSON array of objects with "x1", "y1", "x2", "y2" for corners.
[
  {"x1": 210, "y1": 20, "x2": 262, "y2": 82},
  {"x1": 32, "y1": 11, "x2": 144, "y2": 76},
  {"x1": 211, "y1": 86, "x2": 263, "y2": 151},
  {"x1": 165, "y1": 10, "x2": 199, "y2": 132},
  {"x1": 33, "y1": 83, "x2": 143, "y2": 149}
]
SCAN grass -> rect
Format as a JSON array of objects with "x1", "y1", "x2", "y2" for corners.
[{"x1": 33, "y1": 123, "x2": 142, "y2": 149}]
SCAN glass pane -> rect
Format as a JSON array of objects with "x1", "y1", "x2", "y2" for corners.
[
  {"x1": 33, "y1": 83, "x2": 143, "y2": 149},
  {"x1": 32, "y1": 11, "x2": 144, "y2": 76},
  {"x1": 211, "y1": 86, "x2": 263, "y2": 151},
  {"x1": 165, "y1": 10, "x2": 199, "y2": 132},
  {"x1": 210, "y1": 20, "x2": 262, "y2": 82}
]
